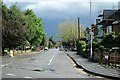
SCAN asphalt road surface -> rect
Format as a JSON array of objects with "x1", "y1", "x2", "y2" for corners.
[{"x1": 2, "y1": 49, "x2": 104, "y2": 78}]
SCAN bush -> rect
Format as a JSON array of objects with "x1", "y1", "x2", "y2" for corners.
[
  {"x1": 92, "y1": 42, "x2": 99, "y2": 52},
  {"x1": 101, "y1": 32, "x2": 115, "y2": 48},
  {"x1": 114, "y1": 33, "x2": 120, "y2": 47},
  {"x1": 76, "y1": 40, "x2": 87, "y2": 57},
  {"x1": 101, "y1": 32, "x2": 120, "y2": 48},
  {"x1": 87, "y1": 42, "x2": 100, "y2": 59}
]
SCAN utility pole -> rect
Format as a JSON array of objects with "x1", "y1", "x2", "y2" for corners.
[
  {"x1": 90, "y1": 0, "x2": 93, "y2": 60},
  {"x1": 78, "y1": 17, "x2": 80, "y2": 40}
]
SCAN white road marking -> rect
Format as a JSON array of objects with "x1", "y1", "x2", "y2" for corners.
[
  {"x1": 48, "y1": 56, "x2": 55, "y2": 65},
  {"x1": 2, "y1": 62, "x2": 13, "y2": 67},
  {"x1": 6, "y1": 73, "x2": 16, "y2": 76},
  {"x1": 24, "y1": 76, "x2": 33, "y2": 78}
]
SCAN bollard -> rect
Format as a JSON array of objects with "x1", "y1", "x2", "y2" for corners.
[{"x1": 10, "y1": 50, "x2": 14, "y2": 57}]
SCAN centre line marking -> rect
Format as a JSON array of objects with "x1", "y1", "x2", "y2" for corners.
[{"x1": 48, "y1": 56, "x2": 55, "y2": 65}]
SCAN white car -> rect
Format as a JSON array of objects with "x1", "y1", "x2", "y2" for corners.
[
  {"x1": 44, "y1": 47, "x2": 48, "y2": 51},
  {"x1": 59, "y1": 46, "x2": 64, "y2": 51}
]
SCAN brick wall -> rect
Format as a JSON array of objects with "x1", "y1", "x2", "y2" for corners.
[{"x1": 113, "y1": 24, "x2": 120, "y2": 35}]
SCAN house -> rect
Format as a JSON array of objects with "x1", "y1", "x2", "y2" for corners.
[{"x1": 96, "y1": 9, "x2": 120, "y2": 43}]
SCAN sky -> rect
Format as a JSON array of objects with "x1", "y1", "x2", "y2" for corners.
[{"x1": 3, "y1": 0, "x2": 120, "y2": 40}]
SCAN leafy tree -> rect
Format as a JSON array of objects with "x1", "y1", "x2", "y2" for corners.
[
  {"x1": 24, "y1": 9, "x2": 38, "y2": 45},
  {"x1": 2, "y1": 3, "x2": 26, "y2": 50},
  {"x1": 59, "y1": 20, "x2": 85, "y2": 47},
  {"x1": 2, "y1": 3, "x2": 46, "y2": 53},
  {"x1": 55, "y1": 41, "x2": 61, "y2": 47},
  {"x1": 24, "y1": 9, "x2": 45, "y2": 47},
  {"x1": 49, "y1": 36, "x2": 55, "y2": 44},
  {"x1": 48, "y1": 36, "x2": 55, "y2": 48}
]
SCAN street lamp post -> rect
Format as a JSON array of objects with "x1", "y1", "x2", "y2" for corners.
[{"x1": 90, "y1": 0, "x2": 93, "y2": 60}]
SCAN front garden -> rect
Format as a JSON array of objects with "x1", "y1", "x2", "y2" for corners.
[{"x1": 76, "y1": 32, "x2": 120, "y2": 68}]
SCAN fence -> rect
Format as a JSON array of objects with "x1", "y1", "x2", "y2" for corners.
[
  {"x1": 92, "y1": 47, "x2": 120, "y2": 68},
  {"x1": 103, "y1": 48, "x2": 120, "y2": 68},
  {"x1": 109, "y1": 52, "x2": 120, "y2": 68}
]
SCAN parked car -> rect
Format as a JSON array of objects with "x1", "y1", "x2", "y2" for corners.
[
  {"x1": 59, "y1": 46, "x2": 64, "y2": 51},
  {"x1": 44, "y1": 47, "x2": 48, "y2": 51}
]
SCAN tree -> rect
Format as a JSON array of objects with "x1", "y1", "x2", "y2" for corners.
[
  {"x1": 59, "y1": 20, "x2": 85, "y2": 47},
  {"x1": 48, "y1": 36, "x2": 55, "y2": 48},
  {"x1": 2, "y1": 3, "x2": 46, "y2": 53},
  {"x1": 24, "y1": 9, "x2": 38, "y2": 45},
  {"x1": 2, "y1": 3, "x2": 26, "y2": 50},
  {"x1": 24, "y1": 9, "x2": 45, "y2": 47}
]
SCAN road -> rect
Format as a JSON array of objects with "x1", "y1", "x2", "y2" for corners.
[{"x1": 2, "y1": 49, "x2": 104, "y2": 78}]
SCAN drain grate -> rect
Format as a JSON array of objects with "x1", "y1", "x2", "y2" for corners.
[{"x1": 30, "y1": 58, "x2": 36, "y2": 60}]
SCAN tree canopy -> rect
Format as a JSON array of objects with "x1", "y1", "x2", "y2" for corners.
[
  {"x1": 59, "y1": 20, "x2": 85, "y2": 43},
  {"x1": 2, "y1": 3, "x2": 45, "y2": 50}
]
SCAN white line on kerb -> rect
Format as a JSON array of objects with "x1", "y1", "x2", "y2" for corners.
[
  {"x1": 24, "y1": 77, "x2": 33, "y2": 78},
  {"x1": 2, "y1": 62, "x2": 13, "y2": 67},
  {"x1": 48, "y1": 56, "x2": 55, "y2": 65}
]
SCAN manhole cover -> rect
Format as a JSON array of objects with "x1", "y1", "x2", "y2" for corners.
[{"x1": 33, "y1": 69, "x2": 46, "y2": 72}]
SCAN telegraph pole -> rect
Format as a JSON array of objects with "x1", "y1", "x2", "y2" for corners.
[{"x1": 78, "y1": 17, "x2": 80, "y2": 40}]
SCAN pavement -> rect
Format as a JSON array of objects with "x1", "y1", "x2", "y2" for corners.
[{"x1": 66, "y1": 51, "x2": 120, "y2": 79}]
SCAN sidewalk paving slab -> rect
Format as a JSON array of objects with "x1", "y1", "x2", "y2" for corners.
[{"x1": 66, "y1": 51, "x2": 120, "y2": 79}]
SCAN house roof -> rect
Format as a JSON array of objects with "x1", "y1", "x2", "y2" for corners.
[
  {"x1": 97, "y1": 19, "x2": 115, "y2": 25},
  {"x1": 103, "y1": 10, "x2": 117, "y2": 19},
  {"x1": 107, "y1": 10, "x2": 120, "y2": 20}
]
